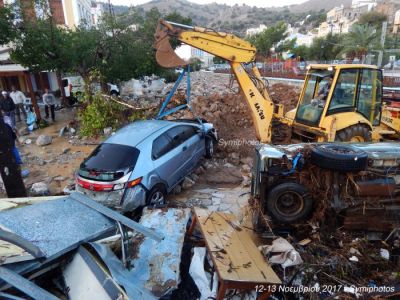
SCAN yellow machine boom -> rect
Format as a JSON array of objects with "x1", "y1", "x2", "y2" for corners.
[{"x1": 154, "y1": 20, "x2": 277, "y2": 143}]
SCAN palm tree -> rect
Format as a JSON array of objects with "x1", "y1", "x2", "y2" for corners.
[{"x1": 339, "y1": 24, "x2": 380, "y2": 62}]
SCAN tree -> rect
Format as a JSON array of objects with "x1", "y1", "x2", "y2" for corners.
[
  {"x1": 308, "y1": 33, "x2": 343, "y2": 61},
  {"x1": 0, "y1": 5, "x2": 17, "y2": 45},
  {"x1": 247, "y1": 22, "x2": 288, "y2": 56},
  {"x1": 339, "y1": 24, "x2": 379, "y2": 61},
  {"x1": 358, "y1": 11, "x2": 387, "y2": 29}
]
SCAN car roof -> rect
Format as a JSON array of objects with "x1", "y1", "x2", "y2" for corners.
[{"x1": 104, "y1": 120, "x2": 200, "y2": 147}]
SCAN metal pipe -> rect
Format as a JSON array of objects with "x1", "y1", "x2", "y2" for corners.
[{"x1": 165, "y1": 20, "x2": 194, "y2": 30}]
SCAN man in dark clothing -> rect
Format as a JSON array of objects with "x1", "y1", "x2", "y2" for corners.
[
  {"x1": 1, "y1": 91, "x2": 16, "y2": 127},
  {"x1": 0, "y1": 115, "x2": 26, "y2": 197}
]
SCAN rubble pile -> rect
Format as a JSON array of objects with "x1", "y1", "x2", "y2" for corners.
[
  {"x1": 269, "y1": 83, "x2": 300, "y2": 112},
  {"x1": 259, "y1": 228, "x2": 400, "y2": 298},
  {"x1": 165, "y1": 72, "x2": 300, "y2": 158}
]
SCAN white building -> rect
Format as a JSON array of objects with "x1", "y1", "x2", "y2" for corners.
[
  {"x1": 394, "y1": 9, "x2": 400, "y2": 33},
  {"x1": 62, "y1": 0, "x2": 92, "y2": 27},
  {"x1": 91, "y1": 1, "x2": 105, "y2": 27},
  {"x1": 190, "y1": 47, "x2": 214, "y2": 67},
  {"x1": 352, "y1": 0, "x2": 377, "y2": 11},
  {"x1": 287, "y1": 32, "x2": 316, "y2": 47},
  {"x1": 246, "y1": 24, "x2": 267, "y2": 36}
]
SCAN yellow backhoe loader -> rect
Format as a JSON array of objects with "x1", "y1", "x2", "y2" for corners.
[{"x1": 154, "y1": 20, "x2": 400, "y2": 143}]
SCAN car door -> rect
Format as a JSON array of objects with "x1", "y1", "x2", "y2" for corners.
[
  {"x1": 177, "y1": 125, "x2": 204, "y2": 173},
  {"x1": 152, "y1": 129, "x2": 187, "y2": 189}
]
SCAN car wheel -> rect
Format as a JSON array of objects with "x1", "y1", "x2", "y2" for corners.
[
  {"x1": 266, "y1": 182, "x2": 313, "y2": 223},
  {"x1": 310, "y1": 144, "x2": 368, "y2": 172},
  {"x1": 205, "y1": 136, "x2": 215, "y2": 159},
  {"x1": 146, "y1": 185, "x2": 167, "y2": 207}
]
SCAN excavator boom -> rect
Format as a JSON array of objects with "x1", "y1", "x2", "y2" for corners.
[{"x1": 154, "y1": 20, "x2": 276, "y2": 143}]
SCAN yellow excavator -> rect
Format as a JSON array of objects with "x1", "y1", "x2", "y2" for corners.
[{"x1": 154, "y1": 20, "x2": 400, "y2": 143}]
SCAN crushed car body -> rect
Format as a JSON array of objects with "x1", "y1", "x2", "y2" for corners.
[{"x1": 252, "y1": 142, "x2": 400, "y2": 231}]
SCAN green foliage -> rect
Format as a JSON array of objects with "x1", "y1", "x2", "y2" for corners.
[
  {"x1": 339, "y1": 24, "x2": 379, "y2": 59},
  {"x1": 189, "y1": 57, "x2": 202, "y2": 71},
  {"x1": 0, "y1": 5, "x2": 16, "y2": 44},
  {"x1": 358, "y1": 11, "x2": 387, "y2": 29},
  {"x1": 11, "y1": 18, "x2": 72, "y2": 73},
  {"x1": 247, "y1": 22, "x2": 288, "y2": 56},
  {"x1": 307, "y1": 33, "x2": 343, "y2": 60},
  {"x1": 158, "y1": 70, "x2": 179, "y2": 83},
  {"x1": 213, "y1": 56, "x2": 226, "y2": 64},
  {"x1": 78, "y1": 94, "x2": 125, "y2": 137}
]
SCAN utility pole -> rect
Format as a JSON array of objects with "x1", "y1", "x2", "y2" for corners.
[
  {"x1": 377, "y1": 21, "x2": 387, "y2": 68},
  {"x1": 0, "y1": 118, "x2": 27, "y2": 198}
]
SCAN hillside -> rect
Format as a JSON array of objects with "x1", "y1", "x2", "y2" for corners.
[
  {"x1": 125, "y1": 0, "x2": 352, "y2": 35},
  {"x1": 289, "y1": 0, "x2": 352, "y2": 13}
]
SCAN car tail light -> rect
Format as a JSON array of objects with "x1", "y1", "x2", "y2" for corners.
[
  {"x1": 76, "y1": 177, "x2": 114, "y2": 192},
  {"x1": 126, "y1": 177, "x2": 142, "y2": 188}
]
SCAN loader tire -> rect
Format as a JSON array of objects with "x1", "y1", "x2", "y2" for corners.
[
  {"x1": 266, "y1": 182, "x2": 313, "y2": 223},
  {"x1": 335, "y1": 124, "x2": 371, "y2": 142},
  {"x1": 310, "y1": 144, "x2": 368, "y2": 172}
]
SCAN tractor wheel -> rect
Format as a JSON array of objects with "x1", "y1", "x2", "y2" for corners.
[{"x1": 335, "y1": 124, "x2": 371, "y2": 142}]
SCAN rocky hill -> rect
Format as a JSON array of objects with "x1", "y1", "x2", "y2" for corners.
[{"x1": 123, "y1": 0, "x2": 351, "y2": 35}]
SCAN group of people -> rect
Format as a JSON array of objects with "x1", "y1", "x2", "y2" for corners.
[
  {"x1": 0, "y1": 86, "x2": 57, "y2": 166},
  {"x1": 0, "y1": 86, "x2": 57, "y2": 128}
]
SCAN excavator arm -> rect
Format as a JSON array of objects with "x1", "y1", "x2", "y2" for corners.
[{"x1": 154, "y1": 20, "x2": 277, "y2": 143}]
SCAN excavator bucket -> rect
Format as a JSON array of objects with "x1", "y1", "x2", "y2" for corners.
[{"x1": 154, "y1": 22, "x2": 188, "y2": 68}]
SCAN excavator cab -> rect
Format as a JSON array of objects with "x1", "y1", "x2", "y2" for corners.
[{"x1": 291, "y1": 65, "x2": 383, "y2": 142}]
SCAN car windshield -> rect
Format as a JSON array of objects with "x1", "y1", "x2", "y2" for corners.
[{"x1": 79, "y1": 143, "x2": 140, "y2": 181}]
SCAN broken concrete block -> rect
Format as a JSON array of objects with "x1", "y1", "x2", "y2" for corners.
[
  {"x1": 18, "y1": 126, "x2": 30, "y2": 136},
  {"x1": 172, "y1": 184, "x2": 182, "y2": 194},
  {"x1": 36, "y1": 135, "x2": 52, "y2": 146},
  {"x1": 30, "y1": 182, "x2": 50, "y2": 196},
  {"x1": 18, "y1": 137, "x2": 26, "y2": 144},
  {"x1": 59, "y1": 126, "x2": 67, "y2": 137},
  {"x1": 182, "y1": 177, "x2": 195, "y2": 189}
]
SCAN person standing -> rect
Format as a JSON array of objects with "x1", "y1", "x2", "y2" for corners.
[
  {"x1": 10, "y1": 86, "x2": 27, "y2": 122},
  {"x1": 42, "y1": 88, "x2": 56, "y2": 122},
  {"x1": 0, "y1": 115, "x2": 26, "y2": 197},
  {"x1": 1, "y1": 91, "x2": 16, "y2": 127}
]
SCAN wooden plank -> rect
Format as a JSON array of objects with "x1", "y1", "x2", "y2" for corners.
[
  {"x1": 194, "y1": 208, "x2": 281, "y2": 284},
  {"x1": 195, "y1": 209, "x2": 239, "y2": 281},
  {"x1": 210, "y1": 212, "x2": 265, "y2": 282}
]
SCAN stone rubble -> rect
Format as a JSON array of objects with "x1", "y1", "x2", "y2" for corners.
[{"x1": 36, "y1": 135, "x2": 53, "y2": 146}]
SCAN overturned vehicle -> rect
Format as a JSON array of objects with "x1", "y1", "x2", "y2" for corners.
[{"x1": 252, "y1": 142, "x2": 400, "y2": 231}]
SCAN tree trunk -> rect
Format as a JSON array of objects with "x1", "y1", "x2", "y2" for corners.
[
  {"x1": 0, "y1": 119, "x2": 27, "y2": 198},
  {"x1": 25, "y1": 72, "x2": 41, "y2": 120}
]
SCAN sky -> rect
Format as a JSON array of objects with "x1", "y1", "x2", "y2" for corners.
[{"x1": 110, "y1": 0, "x2": 305, "y2": 8}]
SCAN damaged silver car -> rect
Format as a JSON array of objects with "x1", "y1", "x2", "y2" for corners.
[{"x1": 76, "y1": 119, "x2": 217, "y2": 212}]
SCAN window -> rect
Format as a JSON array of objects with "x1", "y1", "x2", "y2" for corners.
[
  {"x1": 328, "y1": 69, "x2": 358, "y2": 114},
  {"x1": 357, "y1": 69, "x2": 382, "y2": 125},
  {"x1": 166, "y1": 125, "x2": 198, "y2": 148},
  {"x1": 152, "y1": 134, "x2": 172, "y2": 160},
  {"x1": 79, "y1": 143, "x2": 140, "y2": 181}
]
